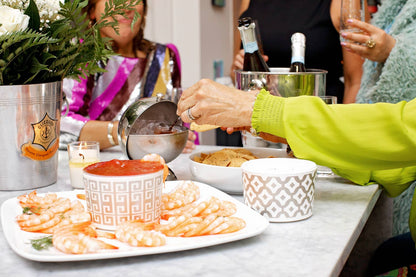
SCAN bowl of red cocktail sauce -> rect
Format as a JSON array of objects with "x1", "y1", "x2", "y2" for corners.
[{"x1": 83, "y1": 159, "x2": 164, "y2": 230}]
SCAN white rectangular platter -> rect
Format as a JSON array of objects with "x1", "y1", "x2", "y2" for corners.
[{"x1": 1, "y1": 180, "x2": 269, "y2": 262}]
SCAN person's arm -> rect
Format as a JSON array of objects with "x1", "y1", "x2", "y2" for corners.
[
  {"x1": 78, "y1": 120, "x2": 118, "y2": 150},
  {"x1": 178, "y1": 79, "x2": 416, "y2": 187},
  {"x1": 330, "y1": 0, "x2": 364, "y2": 104},
  {"x1": 252, "y1": 90, "x2": 416, "y2": 188},
  {"x1": 166, "y1": 44, "x2": 181, "y2": 88},
  {"x1": 340, "y1": 48, "x2": 364, "y2": 103},
  {"x1": 61, "y1": 78, "x2": 118, "y2": 150}
]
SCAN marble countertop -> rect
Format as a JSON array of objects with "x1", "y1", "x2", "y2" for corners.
[{"x1": 0, "y1": 145, "x2": 381, "y2": 277}]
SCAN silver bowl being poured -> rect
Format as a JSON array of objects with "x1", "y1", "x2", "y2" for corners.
[
  {"x1": 118, "y1": 95, "x2": 189, "y2": 164},
  {"x1": 126, "y1": 127, "x2": 188, "y2": 163}
]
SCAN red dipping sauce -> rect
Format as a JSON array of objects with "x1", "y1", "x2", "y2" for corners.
[{"x1": 84, "y1": 159, "x2": 164, "y2": 176}]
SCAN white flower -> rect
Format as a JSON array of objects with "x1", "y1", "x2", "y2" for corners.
[
  {"x1": 35, "y1": 0, "x2": 63, "y2": 25},
  {"x1": 0, "y1": 0, "x2": 63, "y2": 30},
  {"x1": 0, "y1": 5, "x2": 29, "y2": 35}
]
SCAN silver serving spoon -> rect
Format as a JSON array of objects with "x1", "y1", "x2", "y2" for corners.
[{"x1": 168, "y1": 116, "x2": 181, "y2": 132}]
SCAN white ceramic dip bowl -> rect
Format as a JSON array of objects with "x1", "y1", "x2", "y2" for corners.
[{"x1": 241, "y1": 158, "x2": 317, "y2": 222}]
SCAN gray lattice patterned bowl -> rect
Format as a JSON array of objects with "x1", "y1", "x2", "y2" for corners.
[{"x1": 241, "y1": 158, "x2": 317, "y2": 222}]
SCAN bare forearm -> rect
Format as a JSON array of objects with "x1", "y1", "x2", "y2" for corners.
[
  {"x1": 79, "y1": 120, "x2": 119, "y2": 150},
  {"x1": 342, "y1": 82, "x2": 361, "y2": 103}
]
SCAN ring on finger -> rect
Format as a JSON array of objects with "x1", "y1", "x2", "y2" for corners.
[
  {"x1": 187, "y1": 108, "x2": 196, "y2": 121},
  {"x1": 366, "y1": 38, "x2": 376, "y2": 49}
]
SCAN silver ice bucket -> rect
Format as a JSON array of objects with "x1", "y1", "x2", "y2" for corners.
[
  {"x1": 0, "y1": 81, "x2": 63, "y2": 190},
  {"x1": 235, "y1": 67, "x2": 327, "y2": 96},
  {"x1": 235, "y1": 68, "x2": 327, "y2": 148}
]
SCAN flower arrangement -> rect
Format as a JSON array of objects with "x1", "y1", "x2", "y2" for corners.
[{"x1": 0, "y1": 0, "x2": 141, "y2": 85}]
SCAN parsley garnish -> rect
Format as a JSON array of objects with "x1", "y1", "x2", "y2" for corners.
[
  {"x1": 30, "y1": 236, "x2": 53, "y2": 251},
  {"x1": 22, "y1": 207, "x2": 32, "y2": 214}
]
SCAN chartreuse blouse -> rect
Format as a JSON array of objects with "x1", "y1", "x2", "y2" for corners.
[{"x1": 251, "y1": 89, "x2": 416, "y2": 241}]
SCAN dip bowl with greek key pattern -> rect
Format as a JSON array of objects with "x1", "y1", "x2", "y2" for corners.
[{"x1": 83, "y1": 160, "x2": 164, "y2": 230}]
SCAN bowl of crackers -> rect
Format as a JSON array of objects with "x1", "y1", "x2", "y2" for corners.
[{"x1": 189, "y1": 147, "x2": 289, "y2": 194}]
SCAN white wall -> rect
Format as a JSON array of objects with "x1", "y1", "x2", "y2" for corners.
[
  {"x1": 145, "y1": 0, "x2": 234, "y2": 144},
  {"x1": 145, "y1": 0, "x2": 233, "y2": 88}
]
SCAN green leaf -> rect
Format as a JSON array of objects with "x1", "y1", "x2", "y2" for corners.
[
  {"x1": 30, "y1": 236, "x2": 53, "y2": 251},
  {"x1": 24, "y1": 0, "x2": 41, "y2": 31},
  {"x1": 1, "y1": 0, "x2": 143, "y2": 84}
]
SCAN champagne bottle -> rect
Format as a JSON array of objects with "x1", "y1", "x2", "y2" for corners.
[
  {"x1": 289, "y1": 32, "x2": 306, "y2": 72},
  {"x1": 238, "y1": 17, "x2": 270, "y2": 72},
  {"x1": 287, "y1": 32, "x2": 306, "y2": 156}
]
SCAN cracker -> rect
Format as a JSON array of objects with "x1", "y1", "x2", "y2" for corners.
[
  {"x1": 228, "y1": 157, "x2": 249, "y2": 167},
  {"x1": 194, "y1": 148, "x2": 262, "y2": 167},
  {"x1": 190, "y1": 122, "x2": 219, "y2": 132}
]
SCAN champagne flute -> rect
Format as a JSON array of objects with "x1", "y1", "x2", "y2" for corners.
[
  {"x1": 340, "y1": 0, "x2": 366, "y2": 43},
  {"x1": 319, "y1": 96, "x2": 337, "y2": 104}
]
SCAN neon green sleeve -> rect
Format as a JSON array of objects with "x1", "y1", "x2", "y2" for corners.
[
  {"x1": 251, "y1": 89, "x2": 416, "y2": 195},
  {"x1": 252, "y1": 89, "x2": 416, "y2": 243}
]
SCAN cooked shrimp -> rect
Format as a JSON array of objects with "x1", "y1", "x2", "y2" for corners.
[
  {"x1": 19, "y1": 199, "x2": 88, "y2": 234},
  {"x1": 17, "y1": 209, "x2": 56, "y2": 227},
  {"x1": 162, "y1": 181, "x2": 200, "y2": 210},
  {"x1": 53, "y1": 222, "x2": 118, "y2": 254},
  {"x1": 215, "y1": 217, "x2": 246, "y2": 234},
  {"x1": 162, "y1": 200, "x2": 209, "y2": 220},
  {"x1": 161, "y1": 196, "x2": 236, "y2": 220},
  {"x1": 69, "y1": 200, "x2": 86, "y2": 212},
  {"x1": 214, "y1": 200, "x2": 237, "y2": 217},
  {"x1": 158, "y1": 214, "x2": 192, "y2": 234},
  {"x1": 207, "y1": 217, "x2": 246, "y2": 235},
  {"x1": 142, "y1": 153, "x2": 169, "y2": 181},
  {"x1": 198, "y1": 216, "x2": 227, "y2": 236},
  {"x1": 115, "y1": 220, "x2": 166, "y2": 247},
  {"x1": 42, "y1": 209, "x2": 91, "y2": 234},
  {"x1": 199, "y1": 197, "x2": 221, "y2": 216},
  {"x1": 18, "y1": 191, "x2": 57, "y2": 208},
  {"x1": 21, "y1": 213, "x2": 62, "y2": 232},
  {"x1": 183, "y1": 214, "x2": 218, "y2": 237},
  {"x1": 17, "y1": 198, "x2": 71, "y2": 227},
  {"x1": 95, "y1": 229, "x2": 116, "y2": 240},
  {"x1": 164, "y1": 217, "x2": 203, "y2": 237},
  {"x1": 161, "y1": 214, "x2": 246, "y2": 237},
  {"x1": 160, "y1": 205, "x2": 185, "y2": 219}
]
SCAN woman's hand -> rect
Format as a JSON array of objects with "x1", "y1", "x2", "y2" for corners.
[
  {"x1": 177, "y1": 79, "x2": 256, "y2": 128},
  {"x1": 232, "y1": 49, "x2": 269, "y2": 71},
  {"x1": 233, "y1": 49, "x2": 245, "y2": 71},
  {"x1": 340, "y1": 19, "x2": 396, "y2": 63}
]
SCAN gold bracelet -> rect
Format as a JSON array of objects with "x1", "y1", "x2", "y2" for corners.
[{"x1": 107, "y1": 121, "x2": 116, "y2": 146}]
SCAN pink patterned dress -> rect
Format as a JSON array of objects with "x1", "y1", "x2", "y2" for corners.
[{"x1": 60, "y1": 42, "x2": 184, "y2": 147}]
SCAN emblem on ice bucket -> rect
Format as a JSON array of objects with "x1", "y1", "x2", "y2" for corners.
[{"x1": 21, "y1": 112, "x2": 59, "y2": 161}]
